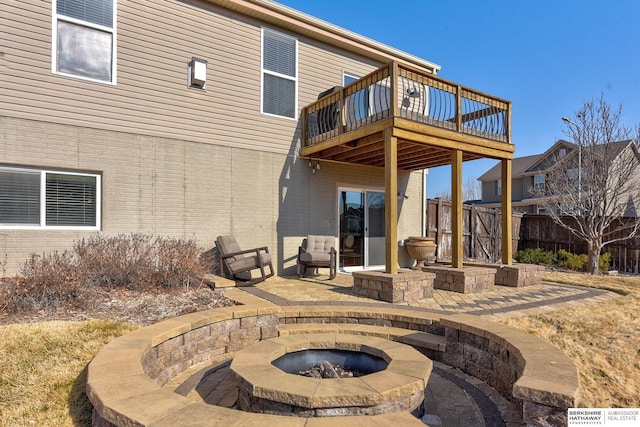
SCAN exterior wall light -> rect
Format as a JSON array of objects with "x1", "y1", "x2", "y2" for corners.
[
  {"x1": 189, "y1": 57, "x2": 207, "y2": 89},
  {"x1": 308, "y1": 159, "x2": 320, "y2": 174}
]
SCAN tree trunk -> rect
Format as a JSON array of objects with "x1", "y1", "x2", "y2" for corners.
[{"x1": 587, "y1": 239, "x2": 601, "y2": 275}]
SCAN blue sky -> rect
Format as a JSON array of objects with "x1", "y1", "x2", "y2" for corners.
[{"x1": 279, "y1": 0, "x2": 640, "y2": 198}]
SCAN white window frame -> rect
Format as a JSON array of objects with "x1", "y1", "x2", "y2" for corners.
[
  {"x1": 261, "y1": 28, "x2": 298, "y2": 120},
  {"x1": 343, "y1": 72, "x2": 368, "y2": 124},
  {"x1": 533, "y1": 174, "x2": 545, "y2": 192},
  {"x1": 343, "y1": 72, "x2": 359, "y2": 86},
  {"x1": 52, "y1": 0, "x2": 117, "y2": 84},
  {"x1": 496, "y1": 179, "x2": 502, "y2": 196},
  {"x1": 0, "y1": 167, "x2": 101, "y2": 230}
]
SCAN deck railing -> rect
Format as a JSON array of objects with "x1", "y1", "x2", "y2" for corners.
[{"x1": 302, "y1": 61, "x2": 511, "y2": 147}]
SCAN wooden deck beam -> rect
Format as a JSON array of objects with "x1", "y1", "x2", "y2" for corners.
[
  {"x1": 502, "y1": 159, "x2": 513, "y2": 265},
  {"x1": 384, "y1": 128, "x2": 398, "y2": 274},
  {"x1": 451, "y1": 149, "x2": 463, "y2": 268}
]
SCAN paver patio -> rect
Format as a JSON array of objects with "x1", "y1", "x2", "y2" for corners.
[{"x1": 243, "y1": 272, "x2": 619, "y2": 321}]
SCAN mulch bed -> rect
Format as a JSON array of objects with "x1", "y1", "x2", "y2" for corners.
[{"x1": 0, "y1": 278, "x2": 236, "y2": 326}]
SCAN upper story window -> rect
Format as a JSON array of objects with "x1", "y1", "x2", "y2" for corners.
[
  {"x1": 343, "y1": 73, "x2": 358, "y2": 86},
  {"x1": 496, "y1": 179, "x2": 502, "y2": 196},
  {"x1": 343, "y1": 72, "x2": 370, "y2": 123},
  {"x1": 0, "y1": 167, "x2": 101, "y2": 229},
  {"x1": 53, "y1": 0, "x2": 116, "y2": 83},
  {"x1": 533, "y1": 174, "x2": 545, "y2": 192},
  {"x1": 262, "y1": 28, "x2": 297, "y2": 119}
]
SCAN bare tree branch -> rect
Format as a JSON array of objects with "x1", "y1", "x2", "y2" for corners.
[{"x1": 532, "y1": 95, "x2": 640, "y2": 274}]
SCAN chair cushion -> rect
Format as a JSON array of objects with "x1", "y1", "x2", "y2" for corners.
[
  {"x1": 259, "y1": 252, "x2": 272, "y2": 265},
  {"x1": 305, "y1": 235, "x2": 335, "y2": 254},
  {"x1": 228, "y1": 253, "x2": 272, "y2": 274},
  {"x1": 216, "y1": 235, "x2": 243, "y2": 262},
  {"x1": 300, "y1": 252, "x2": 331, "y2": 264}
]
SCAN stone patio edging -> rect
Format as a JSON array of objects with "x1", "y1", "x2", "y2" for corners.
[{"x1": 86, "y1": 288, "x2": 581, "y2": 427}]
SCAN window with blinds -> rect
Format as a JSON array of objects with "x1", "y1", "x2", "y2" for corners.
[
  {"x1": 54, "y1": 0, "x2": 115, "y2": 83},
  {"x1": 0, "y1": 168, "x2": 100, "y2": 229},
  {"x1": 46, "y1": 173, "x2": 97, "y2": 226},
  {"x1": 0, "y1": 170, "x2": 40, "y2": 225},
  {"x1": 262, "y1": 28, "x2": 297, "y2": 119}
]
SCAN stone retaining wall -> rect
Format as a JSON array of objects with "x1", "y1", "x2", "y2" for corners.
[
  {"x1": 87, "y1": 290, "x2": 580, "y2": 427},
  {"x1": 439, "y1": 315, "x2": 580, "y2": 426},
  {"x1": 142, "y1": 311, "x2": 279, "y2": 386},
  {"x1": 421, "y1": 265, "x2": 496, "y2": 293},
  {"x1": 463, "y1": 262, "x2": 544, "y2": 287},
  {"x1": 352, "y1": 270, "x2": 435, "y2": 303}
]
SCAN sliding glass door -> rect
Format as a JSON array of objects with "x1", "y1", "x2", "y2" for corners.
[{"x1": 338, "y1": 189, "x2": 385, "y2": 271}]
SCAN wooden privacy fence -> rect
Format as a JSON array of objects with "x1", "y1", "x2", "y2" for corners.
[
  {"x1": 426, "y1": 204, "x2": 640, "y2": 272},
  {"x1": 519, "y1": 214, "x2": 640, "y2": 273},
  {"x1": 425, "y1": 199, "x2": 523, "y2": 263}
]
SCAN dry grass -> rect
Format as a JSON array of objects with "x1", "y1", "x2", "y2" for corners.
[
  {"x1": 0, "y1": 321, "x2": 137, "y2": 427},
  {"x1": 504, "y1": 271, "x2": 640, "y2": 407},
  {"x1": 1, "y1": 272, "x2": 637, "y2": 425}
]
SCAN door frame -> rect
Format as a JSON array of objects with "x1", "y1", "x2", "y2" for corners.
[{"x1": 337, "y1": 186, "x2": 385, "y2": 272}]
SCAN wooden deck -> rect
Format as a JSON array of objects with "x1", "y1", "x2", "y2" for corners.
[
  {"x1": 300, "y1": 61, "x2": 515, "y2": 272},
  {"x1": 301, "y1": 62, "x2": 514, "y2": 170}
]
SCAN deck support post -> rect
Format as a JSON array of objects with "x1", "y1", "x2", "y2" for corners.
[
  {"x1": 451, "y1": 149, "x2": 463, "y2": 268},
  {"x1": 501, "y1": 159, "x2": 513, "y2": 265},
  {"x1": 384, "y1": 127, "x2": 398, "y2": 274}
]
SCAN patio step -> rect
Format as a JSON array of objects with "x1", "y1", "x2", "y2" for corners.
[
  {"x1": 203, "y1": 273, "x2": 236, "y2": 288},
  {"x1": 278, "y1": 323, "x2": 446, "y2": 352}
]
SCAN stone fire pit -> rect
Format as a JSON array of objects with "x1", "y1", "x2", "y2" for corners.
[{"x1": 230, "y1": 333, "x2": 432, "y2": 417}]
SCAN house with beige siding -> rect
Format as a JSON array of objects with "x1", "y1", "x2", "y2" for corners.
[
  {"x1": 478, "y1": 139, "x2": 640, "y2": 215},
  {"x1": 1, "y1": 0, "x2": 514, "y2": 277}
]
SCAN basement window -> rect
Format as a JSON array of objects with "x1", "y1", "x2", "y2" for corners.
[{"x1": 0, "y1": 167, "x2": 101, "y2": 229}]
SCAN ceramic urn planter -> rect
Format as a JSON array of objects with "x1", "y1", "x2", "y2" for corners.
[{"x1": 405, "y1": 236, "x2": 437, "y2": 268}]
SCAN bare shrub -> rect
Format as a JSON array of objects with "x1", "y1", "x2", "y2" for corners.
[
  {"x1": 71, "y1": 234, "x2": 211, "y2": 290},
  {"x1": 1, "y1": 234, "x2": 214, "y2": 314},
  {"x1": 0, "y1": 252, "x2": 84, "y2": 313},
  {"x1": 152, "y1": 237, "x2": 209, "y2": 289},
  {"x1": 17, "y1": 252, "x2": 80, "y2": 309},
  {"x1": 74, "y1": 234, "x2": 155, "y2": 289}
]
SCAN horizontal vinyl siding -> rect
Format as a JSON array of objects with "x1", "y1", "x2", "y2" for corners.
[{"x1": 2, "y1": 0, "x2": 387, "y2": 157}]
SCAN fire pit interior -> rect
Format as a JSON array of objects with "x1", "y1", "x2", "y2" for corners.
[
  {"x1": 230, "y1": 333, "x2": 432, "y2": 417},
  {"x1": 273, "y1": 349, "x2": 387, "y2": 378}
]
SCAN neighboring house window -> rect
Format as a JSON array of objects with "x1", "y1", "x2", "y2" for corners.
[
  {"x1": 496, "y1": 179, "x2": 502, "y2": 196},
  {"x1": 0, "y1": 167, "x2": 100, "y2": 229},
  {"x1": 534, "y1": 174, "x2": 545, "y2": 192},
  {"x1": 262, "y1": 28, "x2": 297, "y2": 119},
  {"x1": 566, "y1": 168, "x2": 578, "y2": 186},
  {"x1": 53, "y1": 0, "x2": 116, "y2": 83}
]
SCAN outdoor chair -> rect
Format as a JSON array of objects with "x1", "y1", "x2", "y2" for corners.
[
  {"x1": 297, "y1": 235, "x2": 337, "y2": 279},
  {"x1": 215, "y1": 235, "x2": 274, "y2": 285}
]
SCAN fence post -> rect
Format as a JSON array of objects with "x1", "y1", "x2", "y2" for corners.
[{"x1": 470, "y1": 204, "x2": 477, "y2": 260}]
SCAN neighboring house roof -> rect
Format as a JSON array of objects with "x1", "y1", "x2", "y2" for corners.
[
  {"x1": 478, "y1": 154, "x2": 542, "y2": 182},
  {"x1": 211, "y1": 0, "x2": 442, "y2": 74},
  {"x1": 523, "y1": 139, "x2": 575, "y2": 173},
  {"x1": 479, "y1": 138, "x2": 638, "y2": 182},
  {"x1": 587, "y1": 139, "x2": 635, "y2": 158}
]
